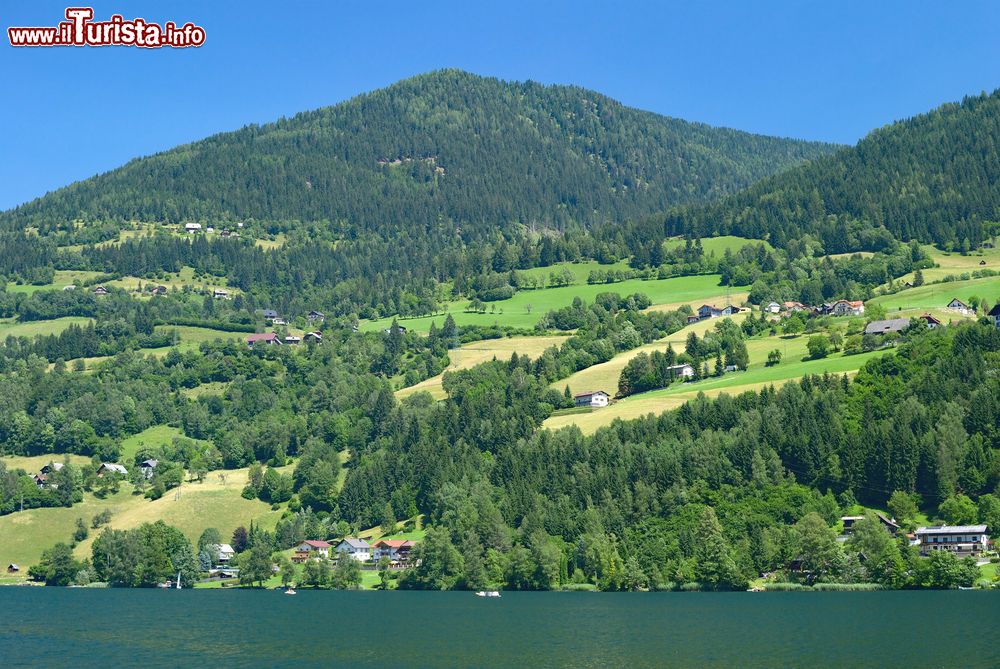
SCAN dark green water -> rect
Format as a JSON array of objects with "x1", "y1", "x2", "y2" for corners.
[{"x1": 1, "y1": 589, "x2": 998, "y2": 668}]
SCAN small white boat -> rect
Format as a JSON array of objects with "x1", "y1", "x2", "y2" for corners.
[
  {"x1": 475, "y1": 590, "x2": 501, "y2": 598},
  {"x1": 284, "y1": 587, "x2": 297, "y2": 595}
]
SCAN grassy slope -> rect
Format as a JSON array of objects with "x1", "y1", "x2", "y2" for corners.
[
  {"x1": 553, "y1": 313, "x2": 748, "y2": 397},
  {"x1": 362, "y1": 273, "x2": 728, "y2": 334},
  {"x1": 397, "y1": 335, "x2": 569, "y2": 400},
  {"x1": 119, "y1": 425, "x2": 200, "y2": 460},
  {"x1": 871, "y1": 275, "x2": 1000, "y2": 311},
  {"x1": 544, "y1": 328, "x2": 884, "y2": 434},
  {"x1": 0, "y1": 316, "x2": 92, "y2": 339},
  {"x1": 1, "y1": 454, "x2": 91, "y2": 473},
  {"x1": 5, "y1": 270, "x2": 106, "y2": 295},
  {"x1": 0, "y1": 465, "x2": 284, "y2": 571},
  {"x1": 663, "y1": 235, "x2": 773, "y2": 256}
]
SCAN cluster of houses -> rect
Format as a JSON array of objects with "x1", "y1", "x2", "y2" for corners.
[
  {"x1": 246, "y1": 331, "x2": 323, "y2": 347},
  {"x1": 31, "y1": 460, "x2": 159, "y2": 489},
  {"x1": 840, "y1": 514, "x2": 992, "y2": 559},
  {"x1": 183, "y1": 222, "x2": 243, "y2": 237},
  {"x1": 762, "y1": 299, "x2": 865, "y2": 317},
  {"x1": 291, "y1": 537, "x2": 418, "y2": 567}
]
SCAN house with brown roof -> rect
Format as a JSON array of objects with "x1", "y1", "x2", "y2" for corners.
[
  {"x1": 832, "y1": 299, "x2": 865, "y2": 316},
  {"x1": 292, "y1": 540, "x2": 332, "y2": 562},
  {"x1": 373, "y1": 539, "x2": 416, "y2": 564},
  {"x1": 246, "y1": 332, "x2": 282, "y2": 347},
  {"x1": 946, "y1": 298, "x2": 973, "y2": 316},
  {"x1": 574, "y1": 391, "x2": 609, "y2": 408}
]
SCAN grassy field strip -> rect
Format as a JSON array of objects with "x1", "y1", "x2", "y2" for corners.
[
  {"x1": 119, "y1": 425, "x2": 196, "y2": 460},
  {"x1": 544, "y1": 339, "x2": 883, "y2": 434},
  {"x1": 1, "y1": 453, "x2": 91, "y2": 473},
  {"x1": 0, "y1": 316, "x2": 92, "y2": 339},
  {"x1": 870, "y1": 274, "x2": 1000, "y2": 311},
  {"x1": 643, "y1": 291, "x2": 749, "y2": 314},
  {"x1": 662, "y1": 235, "x2": 773, "y2": 255},
  {"x1": 109, "y1": 266, "x2": 235, "y2": 294},
  {"x1": 397, "y1": 335, "x2": 568, "y2": 399},
  {"x1": 552, "y1": 313, "x2": 748, "y2": 397},
  {"x1": 512, "y1": 260, "x2": 632, "y2": 284},
  {"x1": 5, "y1": 270, "x2": 106, "y2": 295},
  {"x1": 361, "y1": 273, "x2": 728, "y2": 333},
  {"x1": 891, "y1": 244, "x2": 1000, "y2": 284}
]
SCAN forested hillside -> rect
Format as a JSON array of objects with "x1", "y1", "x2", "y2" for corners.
[
  {"x1": 660, "y1": 90, "x2": 1000, "y2": 251},
  {"x1": 2, "y1": 70, "x2": 836, "y2": 237}
]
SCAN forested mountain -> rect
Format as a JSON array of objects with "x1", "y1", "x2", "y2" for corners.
[
  {"x1": 2, "y1": 70, "x2": 835, "y2": 237},
  {"x1": 662, "y1": 90, "x2": 1000, "y2": 252}
]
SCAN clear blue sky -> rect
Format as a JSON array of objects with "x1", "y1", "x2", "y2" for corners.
[{"x1": 2, "y1": 0, "x2": 999, "y2": 210}]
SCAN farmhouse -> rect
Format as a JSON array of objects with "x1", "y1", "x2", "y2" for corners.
[
  {"x1": 97, "y1": 463, "x2": 128, "y2": 477},
  {"x1": 946, "y1": 298, "x2": 973, "y2": 316},
  {"x1": 152, "y1": 285, "x2": 167, "y2": 295},
  {"x1": 184, "y1": 223, "x2": 202, "y2": 233},
  {"x1": 214, "y1": 544, "x2": 236, "y2": 563},
  {"x1": 764, "y1": 302, "x2": 781, "y2": 314},
  {"x1": 989, "y1": 304, "x2": 1000, "y2": 329},
  {"x1": 574, "y1": 390, "x2": 610, "y2": 408},
  {"x1": 293, "y1": 540, "x2": 332, "y2": 562},
  {"x1": 697, "y1": 304, "x2": 735, "y2": 319},
  {"x1": 782, "y1": 301, "x2": 807, "y2": 312},
  {"x1": 213, "y1": 288, "x2": 229, "y2": 299},
  {"x1": 841, "y1": 514, "x2": 900, "y2": 536},
  {"x1": 666, "y1": 363, "x2": 695, "y2": 379},
  {"x1": 139, "y1": 459, "x2": 158, "y2": 479},
  {"x1": 33, "y1": 473, "x2": 50, "y2": 489},
  {"x1": 686, "y1": 315, "x2": 700, "y2": 324},
  {"x1": 7, "y1": 563, "x2": 19, "y2": 573},
  {"x1": 335, "y1": 538, "x2": 373, "y2": 562},
  {"x1": 93, "y1": 286, "x2": 109, "y2": 296},
  {"x1": 915, "y1": 525, "x2": 990, "y2": 558},
  {"x1": 304, "y1": 331, "x2": 322, "y2": 343},
  {"x1": 373, "y1": 539, "x2": 416, "y2": 564},
  {"x1": 39, "y1": 463, "x2": 64, "y2": 475},
  {"x1": 307, "y1": 311, "x2": 326, "y2": 323},
  {"x1": 383, "y1": 325, "x2": 408, "y2": 334},
  {"x1": 262, "y1": 309, "x2": 279, "y2": 321},
  {"x1": 284, "y1": 335, "x2": 302, "y2": 345},
  {"x1": 921, "y1": 313, "x2": 943, "y2": 329},
  {"x1": 246, "y1": 332, "x2": 282, "y2": 347},
  {"x1": 832, "y1": 299, "x2": 865, "y2": 316},
  {"x1": 864, "y1": 318, "x2": 910, "y2": 336}
]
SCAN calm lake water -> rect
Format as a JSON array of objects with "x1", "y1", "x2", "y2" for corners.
[{"x1": 1, "y1": 589, "x2": 998, "y2": 668}]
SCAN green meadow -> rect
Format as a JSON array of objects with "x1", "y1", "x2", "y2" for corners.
[
  {"x1": 871, "y1": 275, "x2": 1000, "y2": 311},
  {"x1": 361, "y1": 273, "x2": 728, "y2": 333},
  {"x1": 663, "y1": 235, "x2": 773, "y2": 256},
  {"x1": 0, "y1": 316, "x2": 92, "y2": 339}
]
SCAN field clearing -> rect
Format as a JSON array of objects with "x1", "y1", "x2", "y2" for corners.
[
  {"x1": 119, "y1": 425, "x2": 196, "y2": 460},
  {"x1": 663, "y1": 235, "x2": 773, "y2": 256},
  {"x1": 180, "y1": 381, "x2": 231, "y2": 398},
  {"x1": 362, "y1": 273, "x2": 729, "y2": 334},
  {"x1": 515, "y1": 260, "x2": 632, "y2": 284},
  {"x1": 643, "y1": 291, "x2": 749, "y2": 314},
  {"x1": 0, "y1": 465, "x2": 284, "y2": 571},
  {"x1": 397, "y1": 335, "x2": 568, "y2": 399},
  {"x1": 109, "y1": 266, "x2": 235, "y2": 294},
  {"x1": 1, "y1": 453, "x2": 91, "y2": 473},
  {"x1": 0, "y1": 316, "x2": 91, "y2": 339},
  {"x1": 553, "y1": 313, "x2": 747, "y2": 397},
  {"x1": 545, "y1": 340, "x2": 884, "y2": 434},
  {"x1": 894, "y1": 244, "x2": 1000, "y2": 284},
  {"x1": 870, "y1": 275, "x2": 1000, "y2": 311},
  {"x1": 5, "y1": 270, "x2": 106, "y2": 295},
  {"x1": 255, "y1": 233, "x2": 288, "y2": 249}
]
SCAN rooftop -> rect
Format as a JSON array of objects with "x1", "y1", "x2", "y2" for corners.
[{"x1": 915, "y1": 525, "x2": 987, "y2": 535}]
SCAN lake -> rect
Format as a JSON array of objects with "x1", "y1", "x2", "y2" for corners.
[{"x1": 1, "y1": 589, "x2": 998, "y2": 668}]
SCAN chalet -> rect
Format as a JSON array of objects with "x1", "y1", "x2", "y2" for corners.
[
  {"x1": 832, "y1": 299, "x2": 865, "y2": 316},
  {"x1": 184, "y1": 223, "x2": 202, "y2": 233},
  {"x1": 63, "y1": 284, "x2": 76, "y2": 291},
  {"x1": 921, "y1": 313, "x2": 943, "y2": 329},
  {"x1": 574, "y1": 390, "x2": 610, "y2": 408},
  {"x1": 152, "y1": 285, "x2": 167, "y2": 295},
  {"x1": 214, "y1": 544, "x2": 236, "y2": 563},
  {"x1": 97, "y1": 463, "x2": 128, "y2": 477},
  {"x1": 262, "y1": 309, "x2": 279, "y2": 321},
  {"x1": 213, "y1": 288, "x2": 229, "y2": 299},
  {"x1": 686, "y1": 315, "x2": 700, "y2": 325},
  {"x1": 139, "y1": 459, "x2": 158, "y2": 479},
  {"x1": 988, "y1": 304, "x2": 1000, "y2": 329},
  {"x1": 841, "y1": 514, "x2": 899, "y2": 536},
  {"x1": 293, "y1": 540, "x2": 332, "y2": 563},
  {"x1": 915, "y1": 525, "x2": 990, "y2": 558},
  {"x1": 697, "y1": 304, "x2": 736, "y2": 319},
  {"x1": 33, "y1": 473, "x2": 49, "y2": 488},
  {"x1": 782, "y1": 301, "x2": 807, "y2": 312},
  {"x1": 980, "y1": 260, "x2": 987, "y2": 266},
  {"x1": 383, "y1": 325, "x2": 408, "y2": 334},
  {"x1": 220, "y1": 229, "x2": 232, "y2": 238},
  {"x1": 764, "y1": 302, "x2": 781, "y2": 314},
  {"x1": 39, "y1": 463, "x2": 64, "y2": 475},
  {"x1": 373, "y1": 539, "x2": 416, "y2": 564},
  {"x1": 246, "y1": 332, "x2": 282, "y2": 347},
  {"x1": 93, "y1": 286, "x2": 109, "y2": 296},
  {"x1": 863, "y1": 318, "x2": 909, "y2": 336},
  {"x1": 946, "y1": 298, "x2": 973, "y2": 316},
  {"x1": 304, "y1": 331, "x2": 323, "y2": 343},
  {"x1": 724, "y1": 364, "x2": 739, "y2": 373},
  {"x1": 7, "y1": 563, "x2": 19, "y2": 573},
  {"x1": 307, "y1": 311, "x2": 326, "y2": 324},
  {"x1": 666, "y1": 363, "x2": 695, "y2": 379},
  {"x1": 284, "y1": 335, "x2": 302, "y2": 345},
  {"x1": 335, "y1": 538, "x2": 372, "y2": 562}
]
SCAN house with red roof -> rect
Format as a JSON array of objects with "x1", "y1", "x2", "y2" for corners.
[
  {"x1": 247, "y1": 332, "x2": 282, "y2": 348},
  {"x1": 293, "y1": 539, "x2": 331, "y2": 562},
  {"x1": 373, "y1": 539, "x2": 417, "y2": 564}
]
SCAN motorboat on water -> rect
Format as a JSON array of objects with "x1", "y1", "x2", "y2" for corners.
[{"x1": 475, "y1": 590, "x2": 501, "y2": 598}]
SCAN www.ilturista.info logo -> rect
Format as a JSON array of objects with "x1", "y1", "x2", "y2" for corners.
[{"x1": 8, "y1": 7, "x2": 205, "y2": 48}]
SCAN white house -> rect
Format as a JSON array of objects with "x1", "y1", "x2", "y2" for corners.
[
  {"x1": 283, "y1": 335, "x2": 302, "y2": 345},
  {"x1": 832, "y1": 300, "x2": 865, "y2": 316},
  {"x1": 139, "y1": 459, "x2": 158, "y2": 479},
  {"x1": 184, "y1": 223, "x2": 202, "y2": 233},
  {"x1": 698, "y1": 304, "x2": 735, "y2": 319},
  {"x1": 574, "y1": 390, "x2": 610, "y2": 408},
  {"x1": 666, "y1": 363, "x2": 695, "y2": 379},
  {"x1": 97, "y1": 463, "x2": 128, "y2": 477},
  {"x1": 764, "y1": 302, "x2": 781, "y2": 314},
  {"x1": 946, "y1": 298, "x2": 973, "y2": 316},
  {"x1": 915, "y1": 525, "x2": 990, "y2": 558},
  {"x1": 335, "y1": 538, "x2": 372, "y2": 562},
  {"x1": 213, "y1": 288, "x2": 229, "y2": 299},
  {"x1": 214, "y1": 543, "x2": 236, "y2": 563},
  {"x1": 293, "y1": 540, "x2": 332, "y2": 562},
  {"x1": 373, "y1": 539, "x2": 416, "y2": 564}
]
